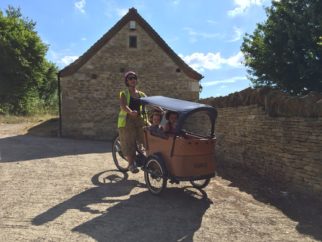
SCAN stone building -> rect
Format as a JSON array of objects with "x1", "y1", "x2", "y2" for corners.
[{"x1": 58, "y1": 7, "x2": 202, "y2": 140}]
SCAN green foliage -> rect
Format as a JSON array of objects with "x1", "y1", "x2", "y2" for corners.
[
  {"x1": 0, "y1": 6, "x2": 58, "y2": 115},
  {"x1": 241, "y1": 0, "x2": 322, "y2": 95},
  {"x1": 318, "y1": 36, "x2": 322, "y2": 46}
]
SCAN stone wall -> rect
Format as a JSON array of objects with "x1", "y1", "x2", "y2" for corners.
[
  {"x1": 60, "y1": 21, "x2": 199, "y2": 140},
  {"x1": 202, "y1": 88, "x2": 322, "y2": 198}
]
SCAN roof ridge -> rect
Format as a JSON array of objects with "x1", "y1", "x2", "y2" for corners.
[{"x1": 59, "y1": 8, "x2": 203, "y2": 80}]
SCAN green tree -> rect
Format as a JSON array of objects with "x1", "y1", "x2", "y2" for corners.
[
  {"x1": 0, "y1": 6, "x2": 58, "y2": 114},
  {"x1": 318, "y1": 36, "x2": 322, "y2": 46},
  {"x1": 241, "y1": 0, "x2": 322, "y2": 95}
]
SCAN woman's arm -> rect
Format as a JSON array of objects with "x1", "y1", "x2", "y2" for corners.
[{"x1": 120, "y1": 93, "x2": 138, "y2": 117}]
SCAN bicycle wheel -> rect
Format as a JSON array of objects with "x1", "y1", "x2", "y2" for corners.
[
  {"x1": 112, "y1": 135, "x2": 129, "y2": 172},
  {"x1": 190, "y1": 178, "x2": 210, "y2": 189},
  {"x1": 144, "y1": 155, "x2": 167, "y2": 195}
]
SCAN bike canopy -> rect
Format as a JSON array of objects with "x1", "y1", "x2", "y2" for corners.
[{"x1": 140, "y1": 96, "x2": 217, "y2": 137}]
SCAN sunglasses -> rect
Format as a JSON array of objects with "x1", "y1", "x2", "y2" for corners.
[{"x1": 127, "y1": 76, "x2": 137, "y2": 80}]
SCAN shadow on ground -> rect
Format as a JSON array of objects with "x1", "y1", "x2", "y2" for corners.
[
  {"x1": 0, "y1": 135, "x2": 110, "y2": 163},
  {"x1": 0, "y1": 118, "x2": 111, "y2": 163},
  {"x1": 27, "y1": 118, "x2": 59, "y2": 137},
  {"x1": 217, "y1": 163, "x2": 322, "y2": 241},
  {"x1": 32, "y1": 170, "x2": 212, "y2": 242}
]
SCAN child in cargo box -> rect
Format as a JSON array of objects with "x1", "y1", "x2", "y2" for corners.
[
  {"x1": 148, "y1": 111, "x2": 167, "y2": 138},
  {"x1": 163, "y1": 111, "x2": 178, "y2": 134}
]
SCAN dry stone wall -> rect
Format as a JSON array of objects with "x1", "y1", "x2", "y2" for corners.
[{"x1": 202, "y1": 88, "x2": 322, "y2": 199}]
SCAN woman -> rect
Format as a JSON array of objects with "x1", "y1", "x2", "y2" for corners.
[{"x1": 117, "y1": 71, "x2": 146, "y2": 173}]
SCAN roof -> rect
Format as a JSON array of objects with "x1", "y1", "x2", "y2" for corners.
[
  {"x1": 141, "y1": 96, "x2": 217, "y2": 134},
  {"x1": 141, "y1": 96, "x2": 214, "y2": 113},
  {"x1": 59, "y1": 8, "x2": 203, "y2": 80}
]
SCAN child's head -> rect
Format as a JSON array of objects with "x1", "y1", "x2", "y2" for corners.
[
  {"x1": 166, "y1": 111, "x2": 178, "y2": 124},
  {"x1": 150, "y1": 111, "x2": 162, "y2": 126}
]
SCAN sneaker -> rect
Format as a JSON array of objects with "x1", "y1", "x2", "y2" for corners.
[{"x1": 128, "y1": 164, "x2": 139, "y2": 174}]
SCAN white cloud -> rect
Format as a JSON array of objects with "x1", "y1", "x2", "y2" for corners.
[
  {"x1": 225, "y1": 51, "x2": 244, "y2": 68},
  {"x1": 116, "y1": 8, "x2": 128, "y2": 17},
  {"x1": 181, "y1": 52, "x2": 223, "y2": 71},
  {"x1": 184, "y1": 27, "x2": 222, "y2": 43},
  {"x1": 180, "y1": 51, "x2": 244, "y2": 72},
  {"x1": 184, "y1": 27, "x2": 222, "y2": 39},
  {"x1": 48, "y1": 50, "x2": 79, "y2": 68},
  {"x1": 202, "y1": 76, "x2": 248, "y2": 87},
  {"x1": 228, "y1": 0, "x2": 266, "y2": 17},
  {"x1": 60, "y1": 56, "x2": 79, "y2": 66},
  {"x1": 207, "y1": 20, "x2": 218, "y2": 25},
  {"x1": 218, "y1": 85, "x2": 229, "y2": 89},
  {"x1": 81, "y1": 37, "x2": 87, "y2": 41},
  {"x1": 75, "y1": 0, "x2": 86, "y2": 14},
  {"x1": 102, "y1": 0, "x2": 136, "y2": 18},
  {"x1": 172, "y1": 0, "x2": 181, "y2": 5},
  {"x1": 229, "y1": 27, "x2": 243, "y2": 42}
]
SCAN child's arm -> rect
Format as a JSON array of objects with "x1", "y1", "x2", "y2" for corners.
[{"x1": 163, "y1": 123, "x2": 170, "y2": 132}]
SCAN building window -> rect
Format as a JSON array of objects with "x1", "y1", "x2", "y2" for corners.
[
  {"x1": 129, "y1": 36, "x2": 137, "y2": 48},
  {"x1": 129, "y1": 21, "x2": 136, "y2": 30}
]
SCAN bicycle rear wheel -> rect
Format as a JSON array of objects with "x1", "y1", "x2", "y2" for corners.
[{"x1": 112, "y1": 135, "x2": 129, "y2": 172}]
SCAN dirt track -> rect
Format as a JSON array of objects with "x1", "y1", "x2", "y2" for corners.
[{"x1": 1, "y1": 123, "x2": 322, "y2": 242}]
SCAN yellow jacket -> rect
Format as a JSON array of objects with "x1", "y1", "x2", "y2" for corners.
[{"x1": 117, "y1": 89, "x2": 146, "y2": 128}]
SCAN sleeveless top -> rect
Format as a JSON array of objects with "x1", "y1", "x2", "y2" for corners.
[{"x1": 129, "y1": 96, "x2": 141, "y2": 113}]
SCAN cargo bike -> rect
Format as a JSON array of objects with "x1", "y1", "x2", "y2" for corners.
[{"x1": 112, "y1": 96, "x2": 217, "y2": 195}]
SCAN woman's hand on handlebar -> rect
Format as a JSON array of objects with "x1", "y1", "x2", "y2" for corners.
[{"x1": 129, "y1": 110, "x2": 138, "y2": 117}]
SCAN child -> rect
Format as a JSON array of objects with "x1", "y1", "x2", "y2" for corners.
[
  {"x1": 149, "y1": 111, "x2": 167, "y2": 138},
  {"x1": 163, "y1": 111, "x2": 178, "y2": 134}
]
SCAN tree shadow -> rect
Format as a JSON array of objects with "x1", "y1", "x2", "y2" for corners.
[
  {"x1": 217, "y1": 163, "x2": 322, "y2": 241},
  {"x1": 32, "y1": 170, "x2": 212, "y2": 242},
  {"x1": 0, "y1": 134, "x2": 110, "y2": 163}
]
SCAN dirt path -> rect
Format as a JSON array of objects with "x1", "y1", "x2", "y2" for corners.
[{"x1": 0, "y1": 123, "x2": 321, "y2": 241}]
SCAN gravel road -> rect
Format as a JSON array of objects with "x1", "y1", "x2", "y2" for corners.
[{"x1": 0, "y1": 123, "x2": 321, "y2": 242}]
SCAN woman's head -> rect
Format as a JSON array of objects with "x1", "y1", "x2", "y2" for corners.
[{"x1": 124, "y1": 71, "x2": 137, "y2": 87}]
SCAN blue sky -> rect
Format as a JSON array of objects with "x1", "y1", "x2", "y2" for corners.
[{"x1": 0, "y1": 0, "x2": 273, "y2": 98}]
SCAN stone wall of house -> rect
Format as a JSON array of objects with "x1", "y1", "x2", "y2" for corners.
[
  {"x1": 60, "y1": 21, "x2": 199, "y2": 140},
  {"x1": 201, "y1": 88, "x2": 322, "y2": 198}
]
